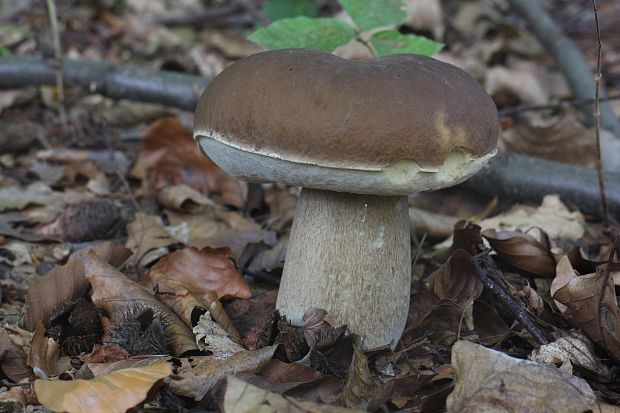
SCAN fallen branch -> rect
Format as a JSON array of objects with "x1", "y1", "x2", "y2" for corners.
[
  {"x1": 473, "y1": 253, "x2": 549, "y2": 346},
  {"x1": 0, "y1": 55, "x2": 208, "y2": 111},
  {"x1": 1, "y1": 54, "x2": 619, "y2": 220},
  {"x1": 464, "y1": 152, "x2": 620, "y2": 220},
  {"x1": 507, "y1": 0, "x2": 620, "y2": 140}
]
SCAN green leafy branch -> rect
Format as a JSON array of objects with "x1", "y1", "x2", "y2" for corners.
[{"x1": 249, "y1": 0, "x2": 443, "y2": 57}]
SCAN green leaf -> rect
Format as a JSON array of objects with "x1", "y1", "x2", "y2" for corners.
[
  {"x1": 370, "y1": 30, "x2": 443, "y2": 56},
  {"x1": 262, "y1": 0, "x2": 318, "y2": 22},
  {"x1": 248, "y1": 17, "x2": 356, "y2": 52},
  {"x1": 339, "y1": 0, "x2": 406, "y2": 31}
]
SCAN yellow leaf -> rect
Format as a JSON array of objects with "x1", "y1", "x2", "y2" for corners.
[{"x1": 35, "y1": 362, "x2": 171, "y2": 413}]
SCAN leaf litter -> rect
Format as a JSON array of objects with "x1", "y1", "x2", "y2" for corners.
[{"x1": 0, "y1": 0, "x2": 620, "y2": 412}]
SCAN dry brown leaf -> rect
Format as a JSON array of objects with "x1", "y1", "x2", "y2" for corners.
[
  {"x1": 148, "y1": 246, "x2": 251, "y2": 300},
  {"x1": 551, "y1": 255, "x2": 620, "y2": 362},
  {"x1": 404, "y1": 0, "x2": 444, "y2": 40},
  {"x1": 429, "y1": 249, "x2": 483, "y2": 306},
  {"x1": 84, "y1": 251, "x2": 199, "y2": 356},
  {"x1": 125, "y1": 212, "x2": 177, "y2": 266},
  {"x1": 157, "y1": 184, "x2": 217, "y2": 212},
  {"x1": 142, "y1": 117, "x2": 247, "y2": 208},
  {"x1": 529, "y1": 332, "x2": 612, "y2": 381},
  {"x1": 166, "y1": 345, "x2": 276, "y2": 400},
  {"x1": 193, "y1": 312, "x2": 245, "y2": 358},
  {"x1": 337, "y1": 346, "x2": 390, "y2": 411},
  {"x1": 0, "y1": 183, "x2": 63, "y2": 213},
  {"x1": 222, "y1": 376, "x2": 361, "y2": 413},
  {"x1": 26, "y1": 242, "x2": 131, "y2": 331},
  {"x1": 28, "y1": 324, "x2": 61, "y2": 377},
  {"x1": 0, "y1": 327, "x2": 33, "y2": 382},
  {"x1": 146, "y1": 270, "x2": 241, "y2": 342},
  {"x1": 482, "y1": 229, "x2": 555, "y2": 278},
  {"x1": 35, "y1": 362, "x2": 171, "y2": 413},
  {"x1": 447, "y1": 341, "x2": 596, "y2": 413}
]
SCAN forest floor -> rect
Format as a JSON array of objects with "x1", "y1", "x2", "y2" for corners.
[{"x1": 0, "y1": 0, "x2": 620, "y2": 412}]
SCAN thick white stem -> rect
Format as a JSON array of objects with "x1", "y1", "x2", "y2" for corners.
[{"x1": 276, "y1": 188, "x2": 411, "y2": 349}]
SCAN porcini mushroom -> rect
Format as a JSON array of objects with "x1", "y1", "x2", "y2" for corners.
[{"x1": 194, "y1": 49, "x2": 498, "y2": 349}]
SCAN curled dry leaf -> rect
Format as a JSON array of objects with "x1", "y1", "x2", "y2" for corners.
[
  {"x1": 222, "y1": 376, "x2": 361, "y2": 413},
  {"x1": 551, "y1": 255, "x2": 620, "y2": 362},
  {"x1": 0, "y1": 183, "x2": 63, "y2": 213},
  {"x1": 28, "y1": 324, "x2": 61, "y2": 377},
  {"x1": 193, "y1": 312, "x2": 245, "y2": 359},
  {"x1": 0, "y1": 327, "x2": 33, "y2": 382},
  {"x1": 302, "y1": 308, "x2": 346, "y2": 351},
  {"x1": 125, "y1": 213, "x2": 176, "y2": 267},
  {"x1": 482, "y1": 228, "x2": 555, "y2": 278},
  {"x1": 26, "y1": 242, "x2": 131, "y2": 331},
  {"x1": 148, "y1": 246, "x2": 251, "y2": 300},
  {"x1": 146, "y1": 270, "x2": 241, "y2": 342},
  {"x1": 166, "y1": 344, "x2": 276, "y2": 400},
  {"x1": 529, "y1": 332, "x2": 612, "y2": 381},
  {"x1": 84, "y1": 251, "x2": 199, "y2": 356},
  {"x1": 337, "y1": 346, "x2": 390, "y2": 412},
  {"x1": 35, "y1": 362, "x2": 171, "y2": 413},
  {"x1": 141, "y1": 117, "x2": 247, "y2": 208},
  {"x1": 447, "y1": 341, "x2": 596, "y2": 413},
  {"x1": 429, "y1": 249, "x2": 483, "y2": 306},
  {"x1": 156, "y1": 183, "x2": 217, "y2": 212}
]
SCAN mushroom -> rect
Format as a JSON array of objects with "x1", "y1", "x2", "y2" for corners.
[{"x1": 193, "y1": 49, "x2": 498, "y2": 349}]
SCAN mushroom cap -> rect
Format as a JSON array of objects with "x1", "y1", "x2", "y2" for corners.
[{"x1": 194, "y1": 48, "x2": 499, "y2": 195}]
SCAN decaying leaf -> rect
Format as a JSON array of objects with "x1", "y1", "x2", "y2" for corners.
[
  {"x1": 84, "y1": 251, "x2": 199, "y2": 356},
  {"x1": 35, "y1": 362, "x2": 171, "y2": 413},
  {"x1": 157, "y1": 183, "x2": 217, "y2": 212},
  {"x1": 148, "y1": 246, "x2": 251, "y2": 300},
  {"x1": 447, "y1": 341, "x2": 596, "y2": 413},
  {"x1": 551, "y1": 254, "x2": 620, "y2": 362},
  {"x1": 125, "y1": 213, "x2": 177, "y2": 267},
  {"x1": 482, "y1": 228, "x2": 555, "y2": 278},
  {"x1": 166, "y1": 345, "x2": 277, "y2": 400},
  {"x1": 222, "y1": 376, "x2": 361, "y2": 413},
  {"x1": 26, "y1": 242, "x2": 131, "y2": 331},
  {"x1": 28, "y1": 324, "x2": 61, "y2": 377},
  {"x1": 337, "y1": 345, "x2": 390, "y2": 411},
  {"x1": 0, "y1": 183, "x2": 63, "y2": 213},
  {"x1": 529, "y1": 332, "x2": 612, "y2": 381},
  {"x1": 146, "y1": 270, "x2": 241, "y2": 342},
  {"x1": 141, "y1": 117, "x2": 248, "y2": 208},
  {"x1": 429, "y1": 249, "x2": 483, "y2": 306},
  {"x1": 193, "y1": 312, "x2": 245, "y2": 358}
]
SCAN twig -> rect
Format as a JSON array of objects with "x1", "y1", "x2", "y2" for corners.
[
  {"x1": 507, "y1": 0, "x2": 620, "y2": 140},
  {"x1": 498, "y1": 94, "x2": 620, "y2": 117},
  {"x1": 591, "y1": 0, "x2": 609, "y2": 227},
  {"x1": 44, "y1": 0, "x2": 67, "y2": 130},
  {"x1": 473, "y1": 253, "x2": 549, "y2": 345}
]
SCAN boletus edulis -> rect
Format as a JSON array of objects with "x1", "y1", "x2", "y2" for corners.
[{"x1": 194, "y1": 48, "x2": 499, "y2": 349}]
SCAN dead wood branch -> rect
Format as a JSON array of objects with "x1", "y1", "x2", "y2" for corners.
[{"x1": 507, "y1": 0, "x2": 620, "y2": 140}]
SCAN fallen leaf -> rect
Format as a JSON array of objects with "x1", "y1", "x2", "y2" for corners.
[
  {"x1": 26, "y1": 242, "x2": 131, "y2": 331},
  {"x1": 223, "y1": 376, "x2": 360, "y2": 413},
  {"x1": 482, "y1": 228, "x2": 556, "y2": 277},
  {"x1": 551, "y1": 255, "x2": 620, "y2": 362},
  {"x1": 84, "y1": 251, "x2": 199, "y2": 356},
  {"x1": 337, "y1": 346, "x2": 390, "y2": 411},
  {"x1": 166, "y1": 345, "x2": 277, "y2": 400},
  {"x1": 142, "y1": 117, "x2": 247, "y2": 208},
  {"x1": 447, "y1": 341, "x2": 596, "y2": 413},
  {"x1": 125, "y1": 213, "x2": 177, "y2": 267},
  {"x1": 0, "y1": 183, "x2": 63, "y2": 212},
  {"x1": 529, "y1": 332, "x2": 613, "y2": 381},
  {"x1": 146, "y1": 270, "x2": 241, "y2": 342},
  {"x1": 28, "y1": 323, "x2": 62, "y2": 377},
  {"x1": 35, "y1": 362, "x2": 171, "y2": 413},
  {"x1": 157, "y1": 183, "x2": 217, "y2": 212},
  {"x1": 193, "y1": 311, "x2": 245, "y2": 358},
  {"x1": 148, "y1": 246, "x2": 251, "y2": 300}
]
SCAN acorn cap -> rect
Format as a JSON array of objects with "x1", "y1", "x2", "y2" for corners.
[{"x1": 194, "y1": 48, "x2": 499, "y2": 195}]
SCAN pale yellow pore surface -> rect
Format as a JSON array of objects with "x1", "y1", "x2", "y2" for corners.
[{"x1": 196, "y1": 135, "x2": 496, "y2": 196}]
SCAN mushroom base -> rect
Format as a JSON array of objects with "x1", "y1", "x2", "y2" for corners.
[{"x1": 276, "y1": 188, "x2": 411, "y2": 349}]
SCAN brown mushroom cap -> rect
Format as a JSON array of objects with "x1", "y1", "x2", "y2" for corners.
[{"x1": 194, "y1": 48, "x2": 499, "y2": 195}]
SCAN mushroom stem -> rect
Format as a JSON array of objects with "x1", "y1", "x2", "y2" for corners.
[{"x1": 276, "y1": 188, "x2": 411, "y2": 349}]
